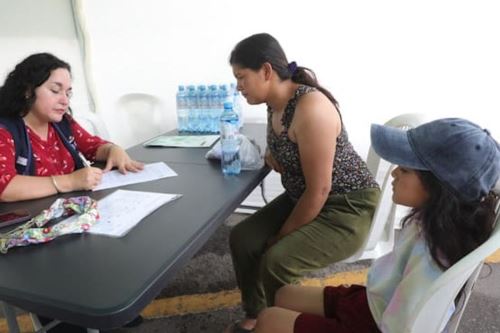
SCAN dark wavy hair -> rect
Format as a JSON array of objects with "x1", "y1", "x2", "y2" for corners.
[
  {"x1": 402, "y1": 170, "x2": 498, "y2": 270},
  {"x1": 229, "y1": 33, "x2": 339, "y2": 109},
  {"x1": 0, "y1": 53, "x2": 71, "y2": 118}
]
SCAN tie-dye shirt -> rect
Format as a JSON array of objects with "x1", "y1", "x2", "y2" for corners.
[
  {"x1": 367, "y1": 221, "x2": 453, "y2": 333},
  {"x1": 0, "y1": 115, "x2": 108, "y2": 195}
]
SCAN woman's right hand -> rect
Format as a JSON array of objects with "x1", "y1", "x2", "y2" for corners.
[
  {"x1": 265, "y1": 149, "x2": 283, "y2": 173},
  {"x1": 67, "y1": 167, "x2": 103, "y2": 191}
]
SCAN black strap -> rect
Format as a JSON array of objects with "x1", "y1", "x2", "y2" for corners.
[
  {"x1": 0, "y1": 115, "x2": 84, "y2": 175},
  {"x1": 53, "y1": 116, "x2": 85, "y2": 170},
  {"x1": 0, "y1": 117, "x2": 33, "y2": 175}
]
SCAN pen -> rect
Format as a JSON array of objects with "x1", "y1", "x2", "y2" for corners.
[{"x1": 78, "y1": 152, "x2": 92, "y2": 168}]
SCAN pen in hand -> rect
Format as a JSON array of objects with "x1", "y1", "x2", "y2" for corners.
[{"x1": 78, "y1": 152, "x2": 93, "y2": 168}]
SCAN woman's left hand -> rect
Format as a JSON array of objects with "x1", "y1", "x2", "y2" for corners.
[
  {"x1": 103, "y1": 145, "x2": 144, "y2": 174},
  {"x1": 266, "y1": 235, "x2": 279, "y2": 249},
  {"x1": 265, "y1": 233, "x2": 285, "y2": 250}
]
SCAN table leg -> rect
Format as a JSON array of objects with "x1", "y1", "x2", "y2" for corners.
[
  {"x1": 29, "y1": 313, "x2": 42, "y2": 331},
  {"x1": 1, "y1": 301, "x2": 20, "y2": 333},
  {"x1": 260, "y1": 180, "x2": 268, "y2": 204},
  {"x1": 29, "y1": 313, "x2": 61, "y2": 332}
]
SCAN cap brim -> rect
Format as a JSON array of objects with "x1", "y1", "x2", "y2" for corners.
[{"x1": 370, "y1": 124, "x2": 428, "y2": 170}]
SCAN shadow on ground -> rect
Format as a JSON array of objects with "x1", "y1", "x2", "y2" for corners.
[{"x1": 106, "y1": 214, "x2": 500, "y2": 333}]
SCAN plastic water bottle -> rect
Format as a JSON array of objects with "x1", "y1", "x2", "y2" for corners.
[
  {"x1": 220, "y1": 101, "x2": 241, "y2": 175},
  {"x1": 229, "y1": 82, "x2": 236, "y2": 96},
  {"x1": 197, "y1": 85, "x2": 209, "y2": 133},
  {"x1": 218, "y1": 84, "x2": 230, "y2": 131},
  {"x1": 219, "y1": 84, "x2": 230, "y2": 104},
  {"x1": 232, "y1": 86, "x2": 244, "y2": 129},
  {"x1": 176, "y1": 85, "x2": 188, "y2": 132},
  {"x1": 186, "y1": 85, "x2": 198, "y2": 132},
  {"x1": 208, "y1": 84, "x2": 220, "y2": 133}
]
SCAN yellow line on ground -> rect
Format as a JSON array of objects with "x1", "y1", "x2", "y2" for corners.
[
  {"x1": 144, "y1": 250, "x2": 500, "y2": 319},
  {"x1": 142, "y1": 269, "x2": 369, "y2": 319},
  {"x1": 2, "y1": 251, "x2": 498, "y2": 332},
  {"x1": 486, "y1": 249, "x2": 500, "y2": 263},
  {"x1": 0, "y1": 313, "x2": 32, "y2": 333}
]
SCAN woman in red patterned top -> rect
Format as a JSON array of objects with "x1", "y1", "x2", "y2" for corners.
[{"x1": 0, "y1": 53, "x2": 143, "y2": 202}]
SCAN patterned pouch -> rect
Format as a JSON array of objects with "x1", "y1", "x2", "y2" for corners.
[{"x1": 0, "y1": 196, "x2": 98, "y2": 254}]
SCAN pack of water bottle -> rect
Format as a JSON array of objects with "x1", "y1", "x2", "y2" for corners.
[{"x1": 176, "y1": 83, "x2": 244, "y2": 134}]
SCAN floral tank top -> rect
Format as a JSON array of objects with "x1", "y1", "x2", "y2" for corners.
[{"x1": 266, "y1": 85, "x2": 379, "y2": 202}]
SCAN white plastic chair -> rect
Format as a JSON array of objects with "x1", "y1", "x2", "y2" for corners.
[
  {"x1": 406, "y1": 195, "x2": 500, "y2": 333},
  {"x1": 342, "y1": 113, "x2": 430, "y2": 263},
  {"x1": 365, "y1": 113, "x2": 433, "y2": 183},
  {"x1": 73, "y1": 111, "x2": 110, "y2": 139},
  {"x1": 114, "y1": 93, "x2": 168, "y2": 148}
]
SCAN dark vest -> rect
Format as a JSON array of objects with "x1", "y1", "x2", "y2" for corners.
[{"x1": 0, "y1": 115, "x2": 85, "y2": 175}]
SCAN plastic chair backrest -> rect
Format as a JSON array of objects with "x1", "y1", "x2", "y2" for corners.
[
  {"x1": 366, "y1": 113, "x2": 431, "y2": 180},
  {"x1": 443, "y1": 180, "x2": 500, "y2": 333},
  {"x1": 73, "y1": 111, "x2": 110, "y2": 139},
  {"x1": 342, "y1": 113, "x2": 430, "y2": 263},
  {"x1": 406, "y1": 198, "x2": 500, "y2": 333},
  {"x1": 115, "y1": 93, "x2": 167, "y2": 148},
  {"x1": 342, "y1": 162, "x2": 397, "y2": 263}
]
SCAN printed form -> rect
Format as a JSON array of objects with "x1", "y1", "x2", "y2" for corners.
[
  {"x1": 144, "y1": 135, "x2": 219, "y2": 148},
  {"x1": 89, "y1": 189, "x2": 182, "y2": 237},
  {"x1": 94, "y1": 162, "x2": 177, "y2": 191}
]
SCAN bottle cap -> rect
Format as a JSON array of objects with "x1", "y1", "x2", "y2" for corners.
[{"x1": 224, "y1": 101, "x2": 233, "y2": 109}]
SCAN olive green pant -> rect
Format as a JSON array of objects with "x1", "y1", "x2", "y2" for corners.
[{"x1": 229, "y1": 187, "x2": 380, "y2": 318}]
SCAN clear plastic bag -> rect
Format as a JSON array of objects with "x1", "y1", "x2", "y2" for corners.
[{"x1": 205, "y1": 134, "x2": 264, "y2": 170}]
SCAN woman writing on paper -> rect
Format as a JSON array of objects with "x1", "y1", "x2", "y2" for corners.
[{"x1": 0, "y1": 53, "x2": 143, "y2": 202}]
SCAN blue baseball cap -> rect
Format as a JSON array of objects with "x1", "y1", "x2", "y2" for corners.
[{"x1": 371, "y1": 118, "x2": 500, "y2": 202}]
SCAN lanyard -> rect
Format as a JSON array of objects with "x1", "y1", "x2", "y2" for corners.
[{"x1": 0, "y1": 196, "x2": 98, "y2": 254}]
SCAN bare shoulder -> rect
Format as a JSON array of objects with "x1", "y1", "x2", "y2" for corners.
[{"x1": 292, "y1": 90, "x2": 340, "y2": 136}]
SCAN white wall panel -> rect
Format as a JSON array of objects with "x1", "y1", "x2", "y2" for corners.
[
  {"x1": 77, "y1": 0, "x2": 499, "y2": 152},
  {"x1": 2, "y1": 0, "x2": 499, "y2": 207},
  {"x1": 0, "y1": 0, "x2": 92, "y2": 123}
]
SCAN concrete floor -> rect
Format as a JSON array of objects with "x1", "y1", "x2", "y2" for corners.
[
  {"x1": 104, "y1": 214, "x2": 500, "y2": 333},
  {"x1": 2, "y1": 214, "x2": 499, "y2": 333}
]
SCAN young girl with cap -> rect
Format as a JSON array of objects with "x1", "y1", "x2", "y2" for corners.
[{"x1": 252, "y1": 118, "x2": 500, "y2": 333}]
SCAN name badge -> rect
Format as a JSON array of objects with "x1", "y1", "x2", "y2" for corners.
[{"x1": 16, "y1": 156, "x2": 28, "y2": 166}]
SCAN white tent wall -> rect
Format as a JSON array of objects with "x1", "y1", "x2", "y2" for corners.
[
  {"x1": 0, "y1": 0, "x2": 108, "y2": 137},
  {"x1": 79, "y1": 0, "x2": 500, "y2": 207},
  {"x1": 1, "y1": 0, "x2": 499, "y2": 206},
  {"x1": 2, "y1": 0, "x2": 499, "y2": 151},
  {"x1": 78, "y1": 0, "x2": 500, "y2": 152}
]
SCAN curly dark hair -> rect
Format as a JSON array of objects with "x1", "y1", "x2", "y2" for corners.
[
  {"x1": 402, "y1": 170, "x2": 498, "y2": 270},
  {"x1": 0, "y1": 53, "x2": 71, "y2": 118},
  {"x1": 229, "y1": 33, "x2": 339, "y2": 109}
]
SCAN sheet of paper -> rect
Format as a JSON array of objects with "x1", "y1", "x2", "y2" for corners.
[
  {"x1": 87, "y1": 189, "x2": 181, "y2": 237},
  {"x1": 143, "y1": 135, "x2": 219, "y2": 148},
  {"x1": 94, "y1": 162, "x2": 177, "y2": 191}
]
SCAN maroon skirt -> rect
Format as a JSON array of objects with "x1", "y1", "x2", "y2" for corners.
[{"x1": 294, "y1": 285, "x2": 381, "y2": 333}]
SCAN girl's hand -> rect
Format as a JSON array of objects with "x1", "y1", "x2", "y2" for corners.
[
  {"x1": 68, "y1": 167, "x2": 103, "y2": 191},
  {"x1": 103, "y1": 145, "x2": 144, "y2": 174},
  {"x1": 265, "y1": 149, "x2": 283, "y2": 173}
]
